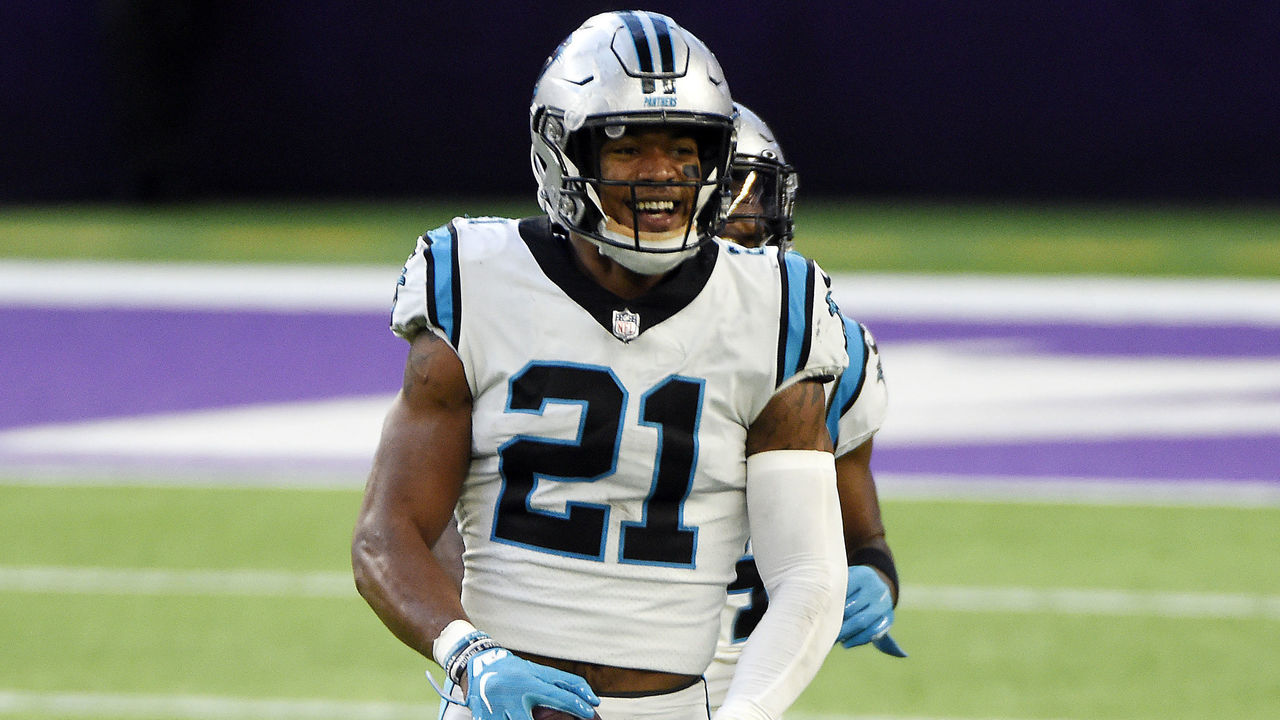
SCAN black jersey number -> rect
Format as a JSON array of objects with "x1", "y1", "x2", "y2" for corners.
[
  {"x1": 728, "y1": 556, "x2": 769, "y2": 641},
  {"x1": 494, "y1": 363, "x2": 701, "y2": 567}
]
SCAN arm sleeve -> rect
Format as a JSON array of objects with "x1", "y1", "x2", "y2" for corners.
[{"x1": 715, "y1": 449, "x2": 845, "y2": 720}]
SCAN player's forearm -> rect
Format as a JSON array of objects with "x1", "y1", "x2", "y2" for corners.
[
  {"x1": 718, "y1": 567, "x2": 842, "y2": 720},
  {"x1": 353, "y1": 341, "x2": 475, "y2": 661},
  {"x1": 352, "y1": 514, "x2": 468, "y2": 662},
  {"x1": 834, "y1": 442, "x2": 898, "y2": 601},
  {"x1": 719, "y1": 450, "x2": 844, "y2": 720},
  {"x1": 431, "y1": 517, "x2": 466, "y2": 588}
]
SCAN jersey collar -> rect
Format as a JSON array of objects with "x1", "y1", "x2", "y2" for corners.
[{"x1": 519, "y1": 216, "x2": 718, "y2": 341}]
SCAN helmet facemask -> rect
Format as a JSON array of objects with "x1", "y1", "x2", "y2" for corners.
[
  {"x1": 536, "y1": 110, "x2": 734, "y2": 273},
  {"x1": 723, "y1": 153, "x2": 797, "y2": 250}
]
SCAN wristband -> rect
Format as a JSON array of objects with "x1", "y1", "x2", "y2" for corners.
[
  {"x1": 432, "y1": 619, "x2": 481, "y2": 668},
  {"x1": 446, "y1": 634, "x2": 501, "y2": 685},
  {"x1": 850, "y1": 546, "x2": 899, "y2": 606},
  {"x1": 433, "y1": 619, "x2": 501, "y2": 684}
]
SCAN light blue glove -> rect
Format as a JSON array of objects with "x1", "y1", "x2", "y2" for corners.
[
  {"x1": 839, "y1": 565, "x2": 906, "y2": 657},
  {"x1": 871, "y1": 631, "x2": 907, "y2": 657},
  {"x1": 458, "y1": 647, "x2": 600, "y2": 720}
]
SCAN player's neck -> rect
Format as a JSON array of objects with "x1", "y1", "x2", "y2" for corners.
[{"x1": 567, "y1": 233, "x2": 668, "y2": 300}]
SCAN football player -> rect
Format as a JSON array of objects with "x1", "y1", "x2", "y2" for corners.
[
  {"x1": 719, "y1": 105, "x2": 799, "y2": 251},
  {"x1": 352, "y1": 12, "x2": 849, "y2": 720},
  {"x1": 705, "y1": 104, "x2": 905, "y2": 711}
]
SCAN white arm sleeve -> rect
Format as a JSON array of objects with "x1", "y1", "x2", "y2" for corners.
[{"x1": 715, "y1": 450, "x2": 845, "y2": 720}]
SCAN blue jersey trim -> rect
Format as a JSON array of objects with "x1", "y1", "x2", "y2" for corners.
[
  {"x1": 424, "y1": 224, "x2": 460, "y2": 347},
  {"x1": 776, "y1": 251, "x2": 816, "y2": 387},
  {"x1": 826, "y1": 317, "x2": 868, "y2": 444}
]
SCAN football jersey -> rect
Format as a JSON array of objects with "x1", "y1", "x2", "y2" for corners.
[
  {"x1": 706, "y1": 315, "x2": 888, "y2": 707},
  {"x1": 390, "y1": 216, "x2": 847, "y2": 676}
]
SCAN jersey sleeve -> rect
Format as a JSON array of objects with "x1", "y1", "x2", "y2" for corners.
[
  {"x1": 389, "y1": 222, "x2": 462, "y2": 348},
  {"x1": 773, "y1": 252, "x2": 849, "y2": 392},
  {"x1": 826, "y1": 319, "x2": 889, "y2": 457}
]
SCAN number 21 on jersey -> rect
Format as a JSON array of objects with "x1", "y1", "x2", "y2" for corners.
[{"x1": 494, "y1": 362, "x2": 703, "y2": 568}]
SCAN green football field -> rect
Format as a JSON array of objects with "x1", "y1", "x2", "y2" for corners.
[
  {"x1": 2, "y1": 198, "x2": 1278, "y2": 275},
  {"x1": 2, "y1": 200, "x2": 1278, "y2": 719},
  {"x1": 1, "y1": 484, "x2": 1277, "y2": 720}
]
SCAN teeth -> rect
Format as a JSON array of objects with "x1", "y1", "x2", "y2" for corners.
[{"x1": 634, "y1": 200, "x2": 676, "y2": 212}]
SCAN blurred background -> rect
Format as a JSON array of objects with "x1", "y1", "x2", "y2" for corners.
[{"x1": 4, "y1": 0, "x2": 1279, "y2": 204}]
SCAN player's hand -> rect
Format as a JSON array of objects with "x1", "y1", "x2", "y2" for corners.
[
  {"x1": 459, "y1": 647, "x2": 600, "y2": 720},
  {"x1": 838, "y1": 565, "x2": 906, "y2": 657}
]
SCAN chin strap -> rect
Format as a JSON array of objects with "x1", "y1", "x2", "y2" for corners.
[
  {"x1": 592, "y1": 221, "x2": 700, "y2": 275},
  {"x1": 596, "y1": 240, "x2": 698, "y2": 275}
]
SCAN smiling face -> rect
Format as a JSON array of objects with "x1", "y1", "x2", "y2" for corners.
[{"x1": 596, "y1": 129, "x2": 701, "y2": 239}]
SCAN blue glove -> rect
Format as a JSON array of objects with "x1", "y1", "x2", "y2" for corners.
[
  {"x1": 839, "y1": 565, "x2": 906, "y2": 657},
  {"x1": 458, "y1": 646, "x2": 600, "y2": 720},
  {"x1": 871, "y1": 631, "x2": 907, "y2": 658}
]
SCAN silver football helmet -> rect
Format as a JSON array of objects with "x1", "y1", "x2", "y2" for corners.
[
  {"x1": 530, "y1": 11, "x2": 737, "y2": 274},
  {"x1": 724, "y1": 103, "x2": 799, "y2": 250}
]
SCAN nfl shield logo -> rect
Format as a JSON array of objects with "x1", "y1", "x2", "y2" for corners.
[{"x1": 612, "y1": 308, "x2": 640, "y2": 342}]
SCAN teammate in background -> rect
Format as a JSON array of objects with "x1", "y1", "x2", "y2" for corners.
[
  {"x1": 705, "y1": 104, "x2": 905, "y2": 710},
  {"x1": 352, "y1": 12, "x2": 849, "y2": 720}
]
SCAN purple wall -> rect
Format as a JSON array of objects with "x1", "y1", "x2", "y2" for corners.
[{"x1": 4, "y1": 1, "x2": 1278, "y2": 202}]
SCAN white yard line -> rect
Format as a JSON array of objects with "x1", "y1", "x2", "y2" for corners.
[
  {"x1": 876, "y1": 473, "x2": 1280, "y2": 508},
  {"x1": 3, "y1": 260, "x2": 1280, "y2": 324},
  {"x1": 0, "y1": 691, "x2": 1065, "y2": 720},
  {"x1": 4, "y1": 470, "x2": 1278, "y2": 508},
  {"x1": 0, "y1": 260, "x2": 396, "y2": 312},
  {"x1": 830, "y1": 273, "x2": 1280, "y2": 325},
  {"x1": 0, "y1": 691, "x2": 431, "y2": 719},
  {"x1": 3, "y1": 566, "x2": 1277, "y2": 621},
  {"x1": 0, "y1": 566, "x2": 352, "y2": 598},
  {"x1": 908, "y1": 585, "x2": 1280, "y2": 621},
  {"x1": 793, "y1": 714, "x2": 1072, "y2": 720}
]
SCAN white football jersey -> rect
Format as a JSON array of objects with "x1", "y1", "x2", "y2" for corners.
[
  {"x1": 390, "y1": 216, "x2": 847, "y2": 675},
  {"x1": 706, "y1": 315, "x2": 888, "y2": 707},
  {"x1": 829, "y1": 318, "x2": 889, "y2": 457}
]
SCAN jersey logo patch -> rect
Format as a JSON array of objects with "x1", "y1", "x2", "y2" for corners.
[{"x1": 612, "y1": 308, "x2": 641, "y2": 342}]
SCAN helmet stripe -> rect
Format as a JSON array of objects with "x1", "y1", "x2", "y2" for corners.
[
  {"x1": 648, "y1": 14, "x2": 676, "y2": 74},
  {"x1": 619, "y1": 11, "x2": 655, "y2": 74}
]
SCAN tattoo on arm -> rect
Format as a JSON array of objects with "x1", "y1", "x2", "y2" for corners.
[
  {"x1": 748, "y1": 378, "x2": 832, "y2": 454},
  {"x1": 791, "y1": 379, "x2": 826, "y2": 417}
]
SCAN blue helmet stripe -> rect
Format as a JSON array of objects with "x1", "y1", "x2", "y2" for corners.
[{"x1": 424, "y1": 224, "x2": 461, "y2": 347}]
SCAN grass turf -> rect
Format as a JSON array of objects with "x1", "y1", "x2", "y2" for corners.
[
  {"x1": 3, "y1": 199, "x2": 1278, "y2": 276},
  {"x1": 1, "y1": 484, "x2": 1276, "y2": 718}
]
